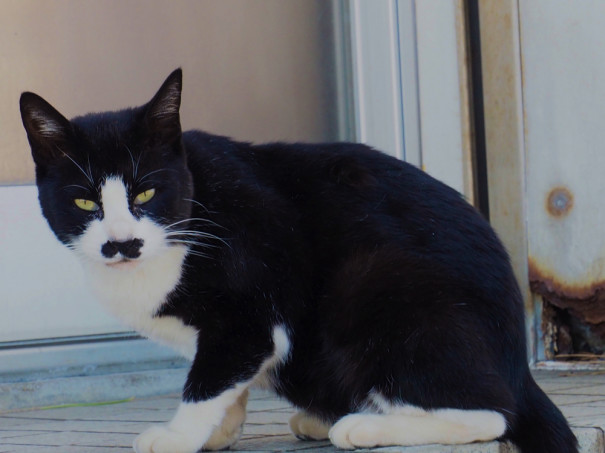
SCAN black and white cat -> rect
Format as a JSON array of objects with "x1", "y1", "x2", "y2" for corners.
[{"x1": 20, "y1": 69, "x2": 577, "y2": 453}]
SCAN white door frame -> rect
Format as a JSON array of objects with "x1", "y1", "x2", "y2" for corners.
[{"x1": 348, "y1": 0, "x2": 473, "y2": 201}]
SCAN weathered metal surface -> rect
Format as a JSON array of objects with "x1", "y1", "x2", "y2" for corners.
[{"x1": 520, "y1": 1, "x2": 605, "y2": 358}]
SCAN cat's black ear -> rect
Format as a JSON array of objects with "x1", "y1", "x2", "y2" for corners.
[
  {"x1": 144, "y1": 68, "x2": 183, "y2": 141},
  {"x1": 20, "y1": 92, "x2": 74, "y2": 165}
]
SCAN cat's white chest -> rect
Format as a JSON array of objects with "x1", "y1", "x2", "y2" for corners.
[{"x1": 83, "y1": 246, "x2": 198, "y2": 360}]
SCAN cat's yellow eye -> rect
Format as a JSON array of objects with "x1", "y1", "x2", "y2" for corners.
[
  {"x1": 74, "y1": 198, "x2": 99, "y2": 212},
  {"x1": 134, "y1": 188, "x2": 156, "y2": 205}
]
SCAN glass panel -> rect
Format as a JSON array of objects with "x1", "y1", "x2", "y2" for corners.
[{"x1": 0, "y1": 0, "x2": 350, "y2": 185}]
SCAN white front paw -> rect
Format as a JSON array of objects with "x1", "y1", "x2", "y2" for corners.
[{"x1": 133, "y1": 424, "x2": 202, "y2": 453}]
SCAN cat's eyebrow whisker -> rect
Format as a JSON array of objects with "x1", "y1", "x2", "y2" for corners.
[
  {"x1": 62, "y1": 184, "x2": 90, "y2": 192},
  {"x1": 135, "y1": 149, "x2": 143, "y2": 178},
  {"x1": 59, "y1": 148, "x2": 95, "y2": 188},
  {"x1": 86, "y1": 153, "x2": 94, "y2": 185},
  {"x1": 125, "y1": 145, "x2": 138, "y2": 181},
  {"x1": 137, "y1": 168, "x2": 178, "y2": 184}
]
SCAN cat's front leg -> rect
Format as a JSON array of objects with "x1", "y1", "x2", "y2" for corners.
[
  {"x1": 133, "y1": 384, "x2": 248, "y2": 453},
  {"x1": 204, "y1": 388, "x2": 249, "y2": 450},
  {"x1": 133, "y1": 324, "x2": 282, "y2": 453}
]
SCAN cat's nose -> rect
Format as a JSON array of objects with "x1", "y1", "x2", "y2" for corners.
[{"x1": 101, "y1": 238, "x2": 144, "y2": 259}]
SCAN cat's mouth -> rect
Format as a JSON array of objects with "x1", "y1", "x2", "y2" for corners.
[{"x1": 105, "y1": 259, "x2": 140, "y2": 270}]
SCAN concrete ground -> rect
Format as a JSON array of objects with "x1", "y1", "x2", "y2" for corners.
[{"x1": 0, "y1": 370, "x2": 604, "y2": 453}]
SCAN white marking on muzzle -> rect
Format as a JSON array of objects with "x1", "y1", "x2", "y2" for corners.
[{"x1": 100, "y1": 176, "x2": 137, "y2": 241}]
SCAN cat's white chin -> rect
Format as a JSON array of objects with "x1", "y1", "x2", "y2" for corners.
[{"x1": 105, "y1": 259, "x2": 140, "y2": 270}]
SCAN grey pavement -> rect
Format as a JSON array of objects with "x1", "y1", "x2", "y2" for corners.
[{"x1": 0, "y1": 370, "x2": 604, "y2": 452}]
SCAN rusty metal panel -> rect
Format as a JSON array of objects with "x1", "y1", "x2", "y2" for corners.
[{"x1": 520, "y1": 1, "x2": 605, "y2": 359}]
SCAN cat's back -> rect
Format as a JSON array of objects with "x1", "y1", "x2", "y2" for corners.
[
  {"x1": 246, "y1": 140, "x2": 497, "y2": 255},
  {"x1": 184, "y1": 132, "x2": 510, "y2": 287},
  {"x1": 182, "y1": 131, "x2": 496, "y2": 256}
]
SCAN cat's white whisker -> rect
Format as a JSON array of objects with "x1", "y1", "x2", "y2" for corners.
[
  {"x1": 137, "y1": 168, "x2": 177, "y2": 184},
  {"x1": 168, "y1": 234, "x2": 230, "y2": 249},
  {"x1": 164, "y1": 217, "x2": 227, "y2": 231},
  {"x1": 62, "y1": 184, "x2": 90, "y2": 192},
  {"x1": 60, "y1": 148, "x2": 94, "y2": 187},
  {"x1": 164, "y1": 218, "x2": 190, "y2": 228},
  {"x1": 182, "y1": 249, "x2": 212, "y2": 259},
  {"x1": 164, "y1": 227, "x2": 231, "y2": 247},
  {"x1": 167, "y1": 238, "x2": 219, "y2": 248},
  {"x1": 184, "y1": 198, "x2": 219, "y2": 215},
  {"x1": 164, "y1": 230, "x2": 220, "y2": 237},
  {"x1": 125, "y1": 145, "x2": 139, "y2": 181},
  {"x1": 86, "y1": 153, "x2": 93, "y2": 185}
]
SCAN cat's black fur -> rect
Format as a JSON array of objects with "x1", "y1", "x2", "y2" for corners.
[{"x1": 20, "y1": 69, "x2": 577, "y2": 453}]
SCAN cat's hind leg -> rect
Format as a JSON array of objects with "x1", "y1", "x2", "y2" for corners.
[
  {"x1": 289, "y1": 411, "x2": 332, "y2": 441},
  {"x1": 328, "y1": 407, "x2": 507, "y2": 449}
]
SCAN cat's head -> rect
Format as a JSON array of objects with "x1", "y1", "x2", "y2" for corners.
[{"x1": 20, "y1": 69, "x2": 193, "y2": 270}]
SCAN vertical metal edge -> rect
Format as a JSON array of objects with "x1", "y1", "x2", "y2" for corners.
[
  {"x1": 397, "y1": 0, "x2": 422, "y2": 167},
  {"x1": 330, "y1": 0, "x2": 356, "y2": 142},
  {"x1": 347, "y1": 0, "x2": 405, "y2": 160},
  {"x1": 459, "y1": 0, "x2": 482, "y2": 210},
  {"x1": 477, "y1": 0, "x2": 534, "y2": 362}
]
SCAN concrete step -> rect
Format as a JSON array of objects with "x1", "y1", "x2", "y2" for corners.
[{"x1": 0, "y1": 369, "x2": 604, "y2": 452}]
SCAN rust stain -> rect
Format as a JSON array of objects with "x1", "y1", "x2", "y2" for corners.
[
  {"x1": 531, "y1": 256, "x2": 605, "y2": 357},
  {"x1": 528, "y1": 258, "x2": 605, "y2": 326},
  {"x1": 546, "y1": 186, "x2": 574, "y2": 217}
]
